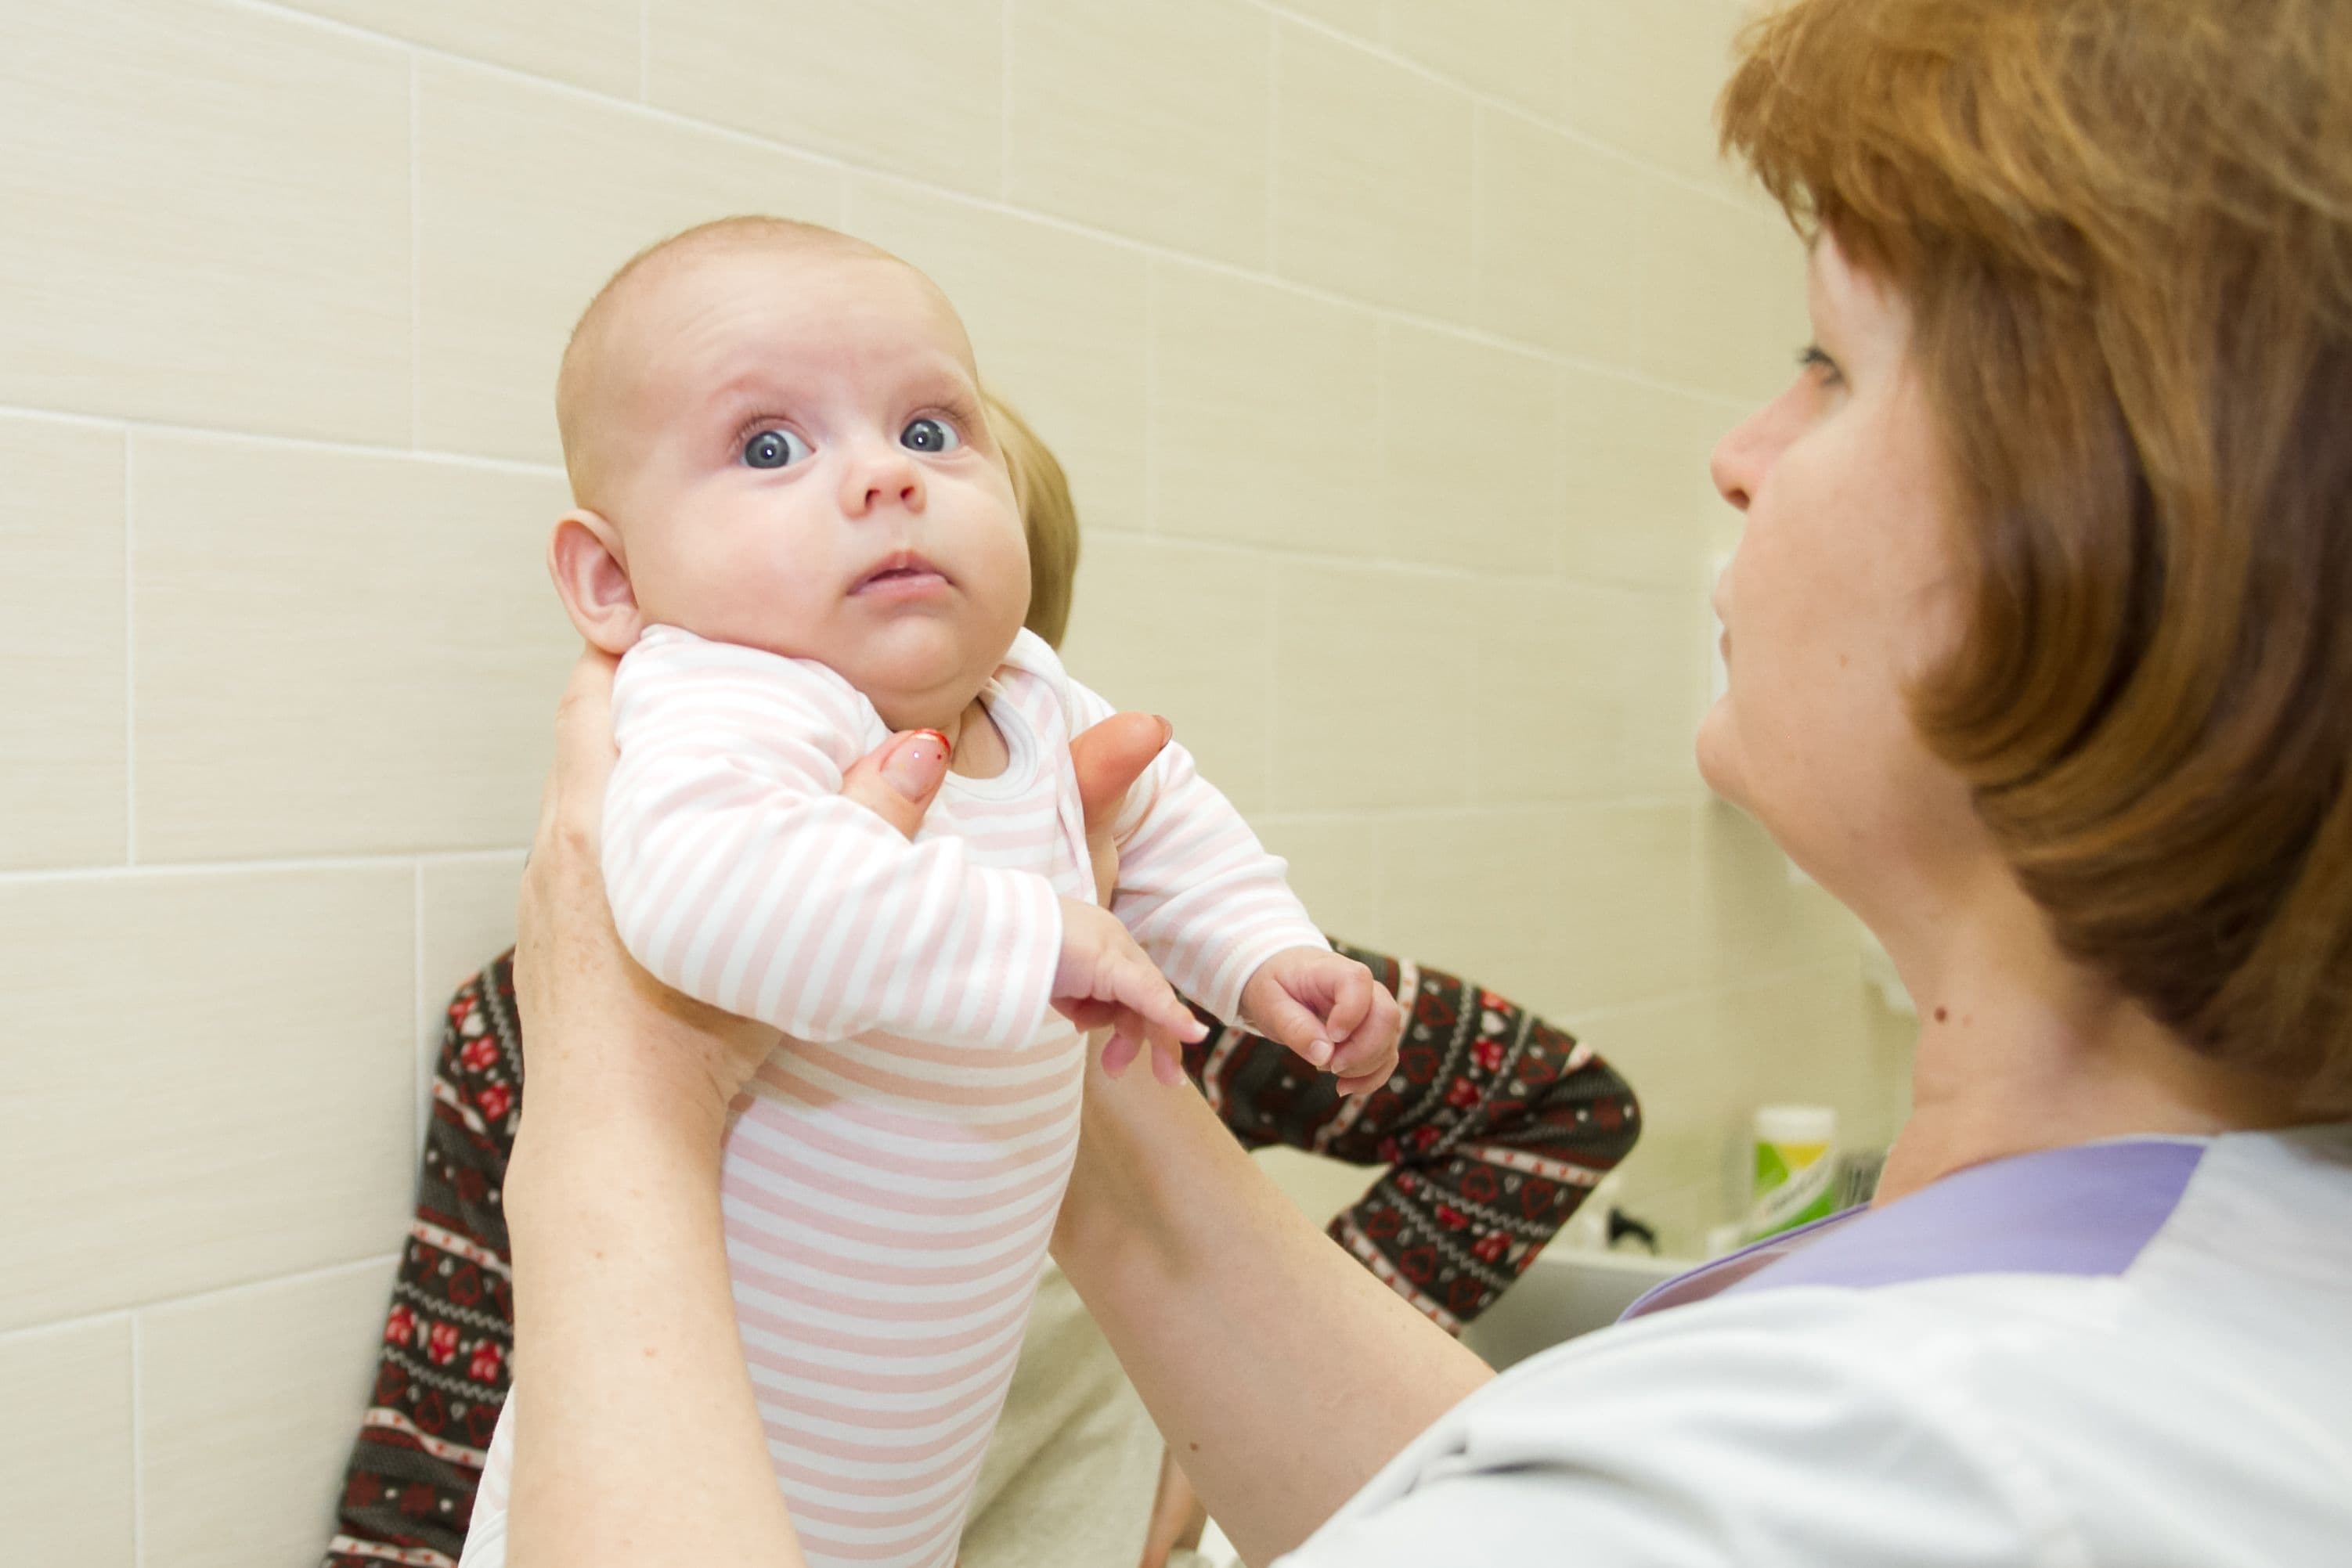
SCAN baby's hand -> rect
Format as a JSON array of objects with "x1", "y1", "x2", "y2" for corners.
[
  {"x1": 1239, "y1": 947, "x2": 1402, "y2": 1098},
  {"x1": 1054, "y1": 900, "x2": 1206, "y2": 1086}
]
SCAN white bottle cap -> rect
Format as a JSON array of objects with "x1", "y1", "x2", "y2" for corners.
[{"x1": 1755, "y1": 1103, "x2": 1837, "y2": 1145}]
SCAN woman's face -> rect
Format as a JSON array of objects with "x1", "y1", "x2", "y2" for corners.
[{"x1": 1697, "y1": 236, "x2": 1982, "y2": 914}]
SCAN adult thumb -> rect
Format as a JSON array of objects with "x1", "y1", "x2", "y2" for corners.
[
  {"x1": 1070, "y1": 712, "x2": 1171, "y2": 832},
  {"x1": 840, "y1": 728, "x2": 951, "y2": 842}
]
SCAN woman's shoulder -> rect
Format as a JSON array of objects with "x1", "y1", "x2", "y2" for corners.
[
  {"x1": 1301, "y1": 1266, "x2": 2347, "y2": 1568},
  {"x1": 1293, "y1": 1127, "x2": 2352, "y2": 1568}
]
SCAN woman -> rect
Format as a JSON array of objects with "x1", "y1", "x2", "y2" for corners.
[{"x1": 499, "y1": 0, "x2": 2352, "y2": 1562}]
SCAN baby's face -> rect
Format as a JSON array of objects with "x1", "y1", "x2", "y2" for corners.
[{"x1": 593, "y1": 245, "x2": 1029, "y2": 730}]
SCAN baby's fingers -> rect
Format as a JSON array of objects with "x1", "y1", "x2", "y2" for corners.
[
  {"x1": 1108, "y1": 953, "x2": 1207, "y2": 1049},
  {"x1": 1095, "y1": 1007, "x2": 1187, "y2": 1086},
  {"x1": 1100, "y1": 1029, "x2": 1143, "y2": 1079},
  {"x1": 1324, "y1": 962, "x2": 1374, "y2": 1044},
  {"x1": 1326, "y1": 986, "x2": 1402, "y2": 1077},
  {"x1": 1252, "y1": 989, "x2": 1335, "y2": 1069}
]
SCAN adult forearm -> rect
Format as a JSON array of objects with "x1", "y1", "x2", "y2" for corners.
[
  {"x1": 1053, "y1": 1062, "x2": 1493, "y2": 1568},
  {"x1": 503, "y1": 1107, "x2": 803, "y2": 1568}
]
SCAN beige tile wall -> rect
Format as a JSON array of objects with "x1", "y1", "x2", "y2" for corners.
[{"x1": 0, "y1": 0, "x2": 1909, "y2": 1559}]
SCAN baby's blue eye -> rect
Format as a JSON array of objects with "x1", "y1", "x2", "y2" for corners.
[
  {"x1": 900, "y1": 417, "x2": 959, "y2": 455},
  {"x1": 742, "y1": 428, "x2": 810, "y2": 469}
]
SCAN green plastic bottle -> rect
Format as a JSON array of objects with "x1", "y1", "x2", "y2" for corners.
[{"x1": 1744, "y1": 1104, "x2": 1839, "y2": 1242}]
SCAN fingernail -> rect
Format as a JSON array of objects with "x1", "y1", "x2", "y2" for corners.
[
  {"x1": 1311, "y1": 1037, "x2": 1334, "y2": 1067},
  {"x1": 1154, "y1": 715, "x2": 1174, "y2": 745},
  {"x1": 884, "y1": 730, "x2": 951, "y2": 798}
]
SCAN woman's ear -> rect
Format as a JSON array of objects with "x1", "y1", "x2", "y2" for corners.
[{"x1": 547, "y1": 509, "x2": 645, "y2": 655}]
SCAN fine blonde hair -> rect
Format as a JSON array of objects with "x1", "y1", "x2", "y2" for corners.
[
  {"x1": 1722, "y1": 0, "x2": 2352, "y2": 1103},
  {"x1": 987, "y1": 391, "x2": 1081, "y2": 650}
]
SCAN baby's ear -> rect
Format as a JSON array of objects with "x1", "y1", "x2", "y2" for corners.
[{"x1": 547, "y1": 509, "x2": 643, "y2": 655}]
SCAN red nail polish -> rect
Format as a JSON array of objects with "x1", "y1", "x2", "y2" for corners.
[{"x1": 883, "y1": 729, "x2": 951, "y2": 798}]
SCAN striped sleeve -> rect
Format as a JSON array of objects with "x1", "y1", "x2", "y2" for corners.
[
  {"x1": 1061, "y1": 672, "x2": 1328, "y2": 1022},
  {"x1": 603, "y1": 628, "x2": 1063, "y2": 1049}
]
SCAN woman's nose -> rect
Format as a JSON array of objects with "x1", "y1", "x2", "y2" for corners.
[{"x1": 1711, "y1": 417, "x2": 1761, "y2": 514}]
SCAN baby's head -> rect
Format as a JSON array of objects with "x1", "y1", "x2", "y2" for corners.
[{"x1": 547, "y1": 216, "x2": 1030, "y2": 731}]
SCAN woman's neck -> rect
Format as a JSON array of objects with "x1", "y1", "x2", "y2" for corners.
[{"x1": 1871, "y1": 863, "x2": 2316, "y2": 1204}]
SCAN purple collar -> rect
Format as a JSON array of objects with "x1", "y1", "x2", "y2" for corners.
[{"x1": 1622, "y1": 1137, "x2": 2209, "y2": 1321}]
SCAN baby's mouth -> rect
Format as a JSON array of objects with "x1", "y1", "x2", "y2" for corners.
[{"x1": 851, "y1": 550, "x2": 953, "y2": 596}]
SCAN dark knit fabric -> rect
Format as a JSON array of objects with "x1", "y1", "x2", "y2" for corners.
[
  {"x1": 1193, "y1": 942, "x2": 1641, "y2": 1331},
  {"x1": 324, "y1": 946, "x2": 1638, "y2": 1566}
]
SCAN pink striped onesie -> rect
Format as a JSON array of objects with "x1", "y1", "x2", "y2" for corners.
[{"x1": 462, "y1": 624, "x2": 1324, "y2": 1568}]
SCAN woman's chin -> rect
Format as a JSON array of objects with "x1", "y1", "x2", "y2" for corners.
[{"x1": 1694, "y1": 701, "x2": 1748, "y2": 809}]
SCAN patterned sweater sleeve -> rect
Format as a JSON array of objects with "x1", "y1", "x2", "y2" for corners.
[
  {"x1": 1184, "y1": 942, "x2": 1641, "y2": 1333},
  {"x1": 1057, "y1": 668, "x2": 1326, "y2": 1022},
  {"x1": 606, "y1": 627, "x2": 1064, "y2": 1048},
  {"x1": 324, "y1": 957, "x2": 523, "y2": 1568}
]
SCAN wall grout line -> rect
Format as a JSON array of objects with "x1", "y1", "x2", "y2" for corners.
[
  {"x1": 0, "y1": 849, "x2": 528, "y2": 889},
  {"x1": 1263, "y1": 9, "x2": 1281, "y2": 274},
  {"x1": 1139, "y1": 261, "x2": 1159, "y2": 535},
  {"x1": 1558, "y1": 956, "x2": 1881, "y2": 1034},
  {"x1": 1247, "y1": 792, "x2": 1718, "y2": 827},
  {"x1": 1467, "y1": 103, "x2": 1488, "y2": 324},
  {"x1": 1265, "y1": 541, "x2": 1284, "y2": 819},
  {"x1": 129, "y1": 1313, "x2": 145, "y2": 1568},
  {"x1": 210, "y1": 0, "x2": 1777, "y2": 416},
  {"x1": 0, "y1": 380, "x2": 1749, "y2": 456},
  {"x1": 0, "y1": 403, "x2": 572, "y2": 477},
  {"x1": 122, "y1": 432, "x2": 137, "y2": 867},
  {"x1": 9, "y1": 395, "x2": 1736, "y2": 590},
  {"x1": 1073, "y1": 524, "x2": 1733, "y2": 585},
  {"x1": 5, "y1": 1262, "x2": 411, "y2": 1354},
  {"x1": 10, "y1": 1255, "x2": 415, "y2": 1345},
  {"x1": 408, "y1": 51, "x2": 423, "y2": 451},
  {"x1": 413, "y1": 860, "x2": 428, "y2": 1157},
  {"x1": 415, "y1": 848, "x2": 533, "y2": 867},
  {"x1": 998, "y1": 0, "x2": 1014, "y2": 200},
  {"x1": 228, "y1": 0, "x2": 1758, "y2": 225},
  {"x1": 1254, "y1": 0, "x2": 1764, "y2": 220}
]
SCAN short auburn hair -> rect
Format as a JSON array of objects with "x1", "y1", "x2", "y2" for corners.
[
  {"x1": 986, "y1": 391, "x2": 1081, "y2": 651},
  {"x1": 1721, "y1": 0, "x2": 2352, "y2": 1105}
]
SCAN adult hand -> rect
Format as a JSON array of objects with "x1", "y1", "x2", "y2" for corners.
[
  {"x1": 513, "y1": 649, "x2": 777, "y2": 1134},
  {"x1": 1069, "y1": 710, "x2": 1173, "y2": 903},
  {"x1": 1055, "y1": 712, "x2": 1181, "y2": 1076},
  {"x1": 501, "y1": 651, "x2": 985, "y2": 1568},
  {"x1": 512, "y1": 648, "x2": 958, "y2": 1124}
]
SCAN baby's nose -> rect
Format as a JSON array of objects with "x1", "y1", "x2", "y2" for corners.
[{"x1": 842, "y1": 445, "x2": 925, "y2": 516}]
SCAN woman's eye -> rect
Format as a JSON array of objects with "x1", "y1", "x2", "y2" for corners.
[
  {"x1": 741, "y1": 428, "x2": 809, "y2": 470},
  {"x1": 900, "y1": 417, "x2": 960, "y2": 455},
  {"x1": 1797, "y1": 344, "x2": 1843, "y2": 385}
]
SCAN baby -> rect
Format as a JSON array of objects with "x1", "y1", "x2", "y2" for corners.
[{"x1": 459, "y1": 217, "x2": 1400, "y2": 1568}]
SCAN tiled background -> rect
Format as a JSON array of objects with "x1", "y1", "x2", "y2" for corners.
[{"x1": 0, "y1": 0, "x2": 1913, "y2": 1560}]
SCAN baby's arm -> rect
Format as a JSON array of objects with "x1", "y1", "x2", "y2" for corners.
[
  {"x1": 606, "y1": 631, "x2": 1192, "y2": 1051},
  {"x1": 1062, "y1": 678, "x2": 1399, "y2": 1089}
]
